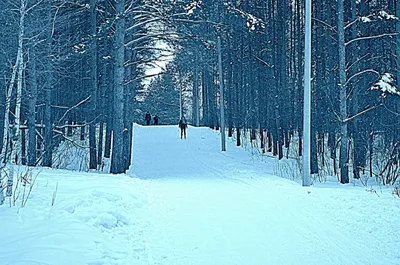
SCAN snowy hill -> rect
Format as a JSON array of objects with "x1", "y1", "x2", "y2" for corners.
[{"x1": 1, "y1": 124, "x2": 399, "y2": 265}]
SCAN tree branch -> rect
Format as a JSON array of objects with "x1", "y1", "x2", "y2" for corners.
[
  {"x1": 345, "y1": 33, "x2": 399, "y2": 46},
  {"x1": 255, "y1": 56, "x2": 271, "y2": 67},
  {"x1": 123, "y1": 72, "x2": 162, "y2": 86},
  {"x1": 312, "y1": 17, "x2": 337, "y2": 33},
  {"x1": 345, "y1": 69, "x2": 380, "y2": 87},
  {"x1": 344, "y1": 104, "x2": 382, "y2": 122},
  {"x1": 346, "y1": 53, "x2": 370, "y2": 72},
  {"x1": 57, "y1": 96, "x2": 91, "y2": 125},
  {"x1": 344, "y1": 14, "x2": 374, "y2": 30}
]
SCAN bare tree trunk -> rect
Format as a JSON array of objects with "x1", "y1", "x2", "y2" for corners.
[
  {"x1": 21, "y1": 128, "x2": 26, "y2": 165},
  {"x1": 14, "y1": 29, "x2": 25, "y2": 166},
  {"x1": 97, "y1": 24, "x2": 109, "y2": 166},
  {"x1": 104, "y1": 112, "x2": 112, "y2": 158},
  {"x1": 397, "y1": 2, "x2": 400, "y2": 91},
  {"x1": 1, "y1": 0, "x2": 26, "y2": 201},
  {"x1": 97, "y1": 122, "x2": 103, "y2": 166},
  {"x1": 89, "y1": 0, "x2": 98, "y2": 170},
  {"x1": 193, "y1": 50, "x2": 199, "y2": 126},
  {"x1": 0, "y1": 4, "x2": 25, "y2": 164},
  {"x1": 110, "y1": 0, "x2": 125, "y2": 174},
  {"x1": 338, "y1": 0, "x2": 349, "y2": 183},
  {"x1": 303, "y1": 0, "x2": 312, "y2": 185},
  {"x1": 218, "y1": 37, "x2": 226, "y2": 151},
  {"x1": 27, "y1": 48, "x2": 38, "y2": 166},
  {"x1": 43, "y1": 0, "x2": 53, "y2": 167}
]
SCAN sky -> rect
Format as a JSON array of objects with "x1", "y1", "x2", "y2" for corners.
[{"x1": 1, "y1": 124, "x2": 399, "y2": 265}]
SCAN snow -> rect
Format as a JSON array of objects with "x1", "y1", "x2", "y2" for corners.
[
  {"x1": 378, "y1": 10, "x2": 399, "y2": 21},
  {"x1": 1, "y1": 124, "x2": 400, "y2": 265},
  {"x1": 371, "y1": 73, "x2": 400, "y2": 96},
  {"x1": 184, "y1": 1, "x2": 200, "y2": 15},
  {"x1": 360, "y1": 16, "x2": 372, "y2": 23}
]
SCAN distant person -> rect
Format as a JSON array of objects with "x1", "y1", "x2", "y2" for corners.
[
  {"x1": 145, "y1": 111, "x2": 151, "y2": 125},
  {"x1": 153, "y1": 113, "x2": 159, "y2": 125},
  {"x1": 179, "y1": 117, "x2": 188, "y2": 139}
]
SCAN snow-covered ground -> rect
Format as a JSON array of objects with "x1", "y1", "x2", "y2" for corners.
[{"x1": 1, "y1": 124, "x2": 399, "y2": 265}]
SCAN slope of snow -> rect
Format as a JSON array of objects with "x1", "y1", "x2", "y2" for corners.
[
  {"x1": 1, "y1": 168, "x2": 149, "y2": 265},
  {"x1": 1, "y1": 123, "x2": 399, "y2": 265},
  {"x1": 129, "y1": 124, "x2": 400, "y2": 265}
]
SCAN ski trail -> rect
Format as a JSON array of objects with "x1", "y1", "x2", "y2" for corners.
[{"x1": 129, "y1": 124, "x2": 396, "y2": 265}]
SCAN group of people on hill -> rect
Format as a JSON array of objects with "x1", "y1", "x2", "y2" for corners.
[
  {"x1": 144, "y1": 111, "x2": 188, "y2": 139},
  {"x1": 144, "y1": 111, "x2": 159, "y2": 126}
]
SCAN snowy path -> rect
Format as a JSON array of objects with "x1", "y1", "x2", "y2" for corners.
[
  {"x1": 129, "y1": 124, "x2": 399, "y2": 265},
  {"x1": 2, "y1": 124, "x2": 398, "y2": 265}
]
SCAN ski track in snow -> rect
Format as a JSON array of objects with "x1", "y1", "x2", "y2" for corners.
[{"x1": 129, "y1": 124, "x2": 399, "y2": 265}]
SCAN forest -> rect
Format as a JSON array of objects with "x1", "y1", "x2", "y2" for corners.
[{"x1": 0, "y1": 0, "x2": 399, "y2": 196}]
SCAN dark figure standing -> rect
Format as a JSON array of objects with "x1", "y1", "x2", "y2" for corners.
[
  {"x1": 179, "y1": 117, "x2": 188, "y2": 139},
  {"x1": 145, "y1": 111, "x2": 151, "y2": 125},
  {"x1": 153, "y1": 113, "x2": 159, "y2": 125}
]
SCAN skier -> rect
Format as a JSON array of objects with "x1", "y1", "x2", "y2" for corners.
[
  {"x1": 144, "y1": 111, "x2": 151, "y2": 125},
  {"x1": 179, "y1": 117, "x2": 188, "y2": 139}
]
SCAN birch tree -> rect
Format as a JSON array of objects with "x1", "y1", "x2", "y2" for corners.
[{"x1": 0, "y1": 0, "x2": 27, "y2": 202}]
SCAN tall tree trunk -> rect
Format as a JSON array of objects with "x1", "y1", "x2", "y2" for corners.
[
  {"x1": 193, "y1": 50, "x2": 199, "y2": 126},
  {"x1": 1, "y1": 0, "x2": 26, "y2": 202},
  {"x1": 350, "y1": 0, "x2": 366, "y2": 179},
  {"x1": 104, "y1": 53, "x2": 114, "y2": 159},
  {"x1": 338, "y1": 0, "x2": 349, "y2": 183},
  {"x1": 226, "y1": 40, "x2": 233, "y2": 138},
  {"x1": 0, "y1": 79, "x2": 4, "y2": 158},
  {"x1": 88, "y1": 0, "x2": 98, "y2": 170},
  {"x1": 218, "y1": 37, "x2": 226, "y2": 151},
  {"x1": 397, "y1": 2, "x2": 400, "y2": 91},
  {"x1": 123, "y1": 25, "x2": 138, "y2": 169},
  {"x1": 21, "y1": 128, "x2": 26, "y2": 165},
  {"x1": 14, "y1": 30, "x2": 24, "y2": 166},
  {"x1": 104, "y1": 91, "x2": 113, "y2": 159},
  {"x1": 43, "y1": 0, "x2": 53, "y2": 167},
  {"x1": 27, "y1": 48, "x2": 38, "y2": 166},
  {"x1": 110, "y1": 0, "x2": 125, "y2": 174},
  {"x1": 303, "y1": 0, "x2": 312, "y2": 184},
  {"x1": 123, "y1": 41, "x2": 133, "y2": 171},
  {"x1": 0, "y1": 3, "x2": 25, "y2": 164},
  {"x1": 97, "y1": 21, "x2": 110, "y2": 166}
]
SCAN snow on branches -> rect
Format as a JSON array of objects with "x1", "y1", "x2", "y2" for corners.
[
  {"x1": 185, "y1": 0, "x2": 201, "y2": 15},
  {"x1": 246, "y1": 13, "x2": 263, "y2": 31},
  {"x1": 227, "y1": 4, "x2": 264, "y2": 31},
  {"x1": 371, "y1": 73, "x2": 400, "y2": 97},
  {"x1": 359, "y1": 10, "x2": 399, "y2": 24},
  {"x1": 360, "y1": 16, "x2": 372, "y2": 23},
  {"x1": 73, "y1": 43, "x2": 86, "y2": 54},
  {"x1": 378, "y1": 11, "x2": 398, "y2": 21}
]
